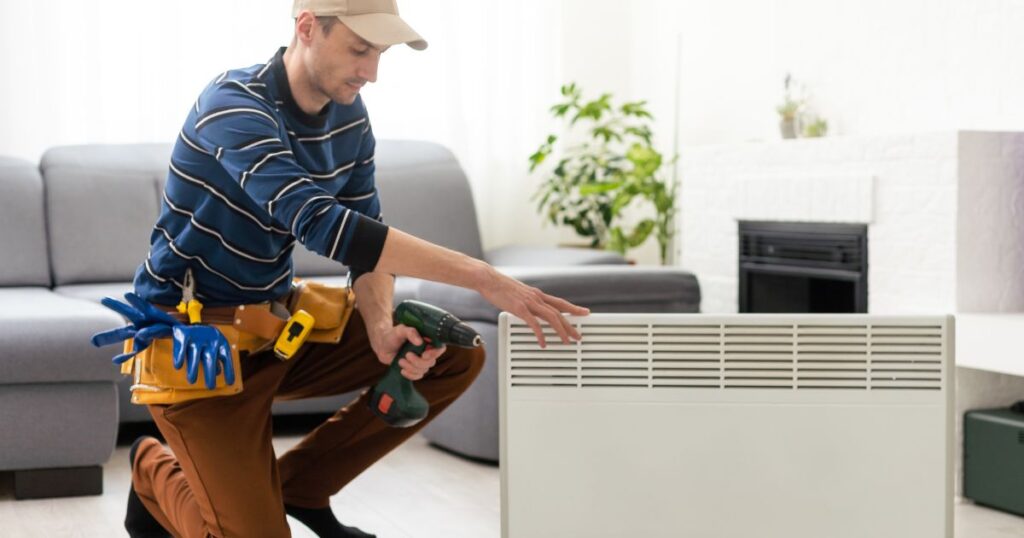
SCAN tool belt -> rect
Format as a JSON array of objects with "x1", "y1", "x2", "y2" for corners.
[{"x1": 120, "y1": 279, "x2": 355, "y2": 406}]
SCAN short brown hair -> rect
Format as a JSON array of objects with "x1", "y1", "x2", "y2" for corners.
[{"x1": 316, "y1": 16, "x2": 338, "y2": 35}]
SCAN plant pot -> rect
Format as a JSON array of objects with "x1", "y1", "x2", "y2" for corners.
[{"x1": 779, "y1": 117, "x2": 797, "y2": 139}]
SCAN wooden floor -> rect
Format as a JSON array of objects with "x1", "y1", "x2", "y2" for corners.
[{"x1": 1, "y1": 431, "x2": 1022, "y2": 537}]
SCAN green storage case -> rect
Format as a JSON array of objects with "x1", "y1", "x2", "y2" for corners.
[{"x1": 964, "y1": 408, "x2": 1024, "y2": 516}]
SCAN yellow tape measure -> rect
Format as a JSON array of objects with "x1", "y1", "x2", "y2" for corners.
[{"x1": 275, "y1": 310, "x2": 315, "y2": 360}]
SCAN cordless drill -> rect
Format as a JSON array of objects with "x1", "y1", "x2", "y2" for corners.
[{"x1": 368, "y1": 300, "x2": 483, "y2": 428}]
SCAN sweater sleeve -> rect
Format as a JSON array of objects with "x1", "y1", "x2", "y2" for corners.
[{"x1": 339, "y1": 119, "x2": 389, "y2": 284}]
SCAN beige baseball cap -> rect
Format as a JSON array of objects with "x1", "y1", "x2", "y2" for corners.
[{"x1": 292, "y1": 0, "x2": 427, "y2": 50}]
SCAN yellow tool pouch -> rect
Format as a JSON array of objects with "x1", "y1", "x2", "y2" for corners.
[
  {"x1": 288, "y1": 279, "x2": 356, "y2": 345},
  {"x1": 117, "y1": 279, "x2": 355, "y2": 406},
  {"x1": 119, "y1": 321, "x2": 263, "y2": 406}
]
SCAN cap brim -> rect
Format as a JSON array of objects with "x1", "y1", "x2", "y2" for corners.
[{"x1": 338, "y1": 13, "x2": 427, "y2": 50}]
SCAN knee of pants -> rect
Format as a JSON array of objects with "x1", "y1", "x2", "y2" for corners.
[{"x1": 445, "y1": 345, "x2": 485, "y2": 391}]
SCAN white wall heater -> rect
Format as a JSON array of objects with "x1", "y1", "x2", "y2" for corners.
[{"x1": 499, "y1": 313, "x2": 953, "y2": 538}]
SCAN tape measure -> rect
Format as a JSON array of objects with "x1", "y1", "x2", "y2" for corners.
[{"x1": 274, "y1": 310, "x2": 315, "y2": 360}]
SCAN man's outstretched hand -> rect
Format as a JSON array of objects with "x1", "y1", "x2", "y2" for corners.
[{"x1": 478, "y1": 267, "x2": 590, "y2": 348}]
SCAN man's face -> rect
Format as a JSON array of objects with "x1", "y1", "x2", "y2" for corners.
[{"x1": 307, "y1": 20, "x2": 387, "y2": 105}]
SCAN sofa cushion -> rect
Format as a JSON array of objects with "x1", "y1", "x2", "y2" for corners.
[
  {"x1": 416, "y1": 266, "x2": 701, "y2": 323},
  {"x1": 484, "y1": 245, "x2": 629, "y2": 267},
  {"x1": 0, "y1": 157, "x2": 51, "y2": 287},
  {"x1": 0, "y1": 288, "x2": 124, "y2": 384},
  {"x1": 54, "y1": 282, "x2": 134, "y2": 304},
  {"x1": 41, "y1": 144, "x2": 171, "y2": 286}
]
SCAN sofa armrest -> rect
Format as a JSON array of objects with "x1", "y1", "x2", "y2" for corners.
[
  {"x1": 416, "y1": 266, "x2": 700, "y2": 323},
  {"x1": 483, "y1": 245, "x2": 628, "y2": 267}
]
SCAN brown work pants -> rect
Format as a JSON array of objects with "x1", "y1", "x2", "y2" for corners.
[{"x1": 130, "y1": 308, "x2": 485, "y2": 537}]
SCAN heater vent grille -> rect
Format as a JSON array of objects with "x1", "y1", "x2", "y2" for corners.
[{"x1": 507, "y1": 318, "x2": 946, "y2": 391}]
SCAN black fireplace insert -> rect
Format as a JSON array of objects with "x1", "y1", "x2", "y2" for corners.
[{"x1": 739, "y1": 221, "x2": 868, "y2": 313}]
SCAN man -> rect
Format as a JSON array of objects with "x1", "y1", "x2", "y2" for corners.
[{"x1": 120, "y1": 1, "x2": 588, "y2": 537}]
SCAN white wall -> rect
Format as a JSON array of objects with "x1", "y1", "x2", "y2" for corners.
[
  {"x1": 4, "y1": 0, "x2": 1024, "y2": 262},
  {"x1": 620, "y1": 0, "x2": 1024, "y2": 147},
  {"x1": 0, "y1": 0, "x2": 293, "y2": 160}
]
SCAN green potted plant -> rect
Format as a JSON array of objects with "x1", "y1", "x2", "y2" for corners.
[{"x1": 529, "y1": 83, "x2": 677, "y2": 264}]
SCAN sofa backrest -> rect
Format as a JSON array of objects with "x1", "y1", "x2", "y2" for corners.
[
  {"x1": 0, "y1": 156, "x2": 52, "y2": 286},
  {"x1": 40, "y1": 140, "x2": 484, "y2": 285},
  {"x1": 41, "y1": 144, "x2": 171, "y2": 286},
  {"x1": 378, "y1": 140, "x2": 484, "y2": 260}
]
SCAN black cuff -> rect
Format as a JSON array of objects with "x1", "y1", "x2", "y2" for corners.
[{"x1": 339, "y1": 214, "x2": 389, "y2": 272}]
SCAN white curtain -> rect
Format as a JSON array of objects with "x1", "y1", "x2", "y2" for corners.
[
  {"x1": 0, "y1": 0, "x2": 566, "y2": 251},
  {"x1": 360, "y1": 1, "x2": 566, "y2": 250}
]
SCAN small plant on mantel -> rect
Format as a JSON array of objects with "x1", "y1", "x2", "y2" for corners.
[
  {"x1": 803, "y1": 116, "x2": 829, "y2": 138},
  {"x1": 776, "y1": 73, "x2": 804, "y2": 139},
  {"x1": 528, "y1": 83, "x2": 678, "y2": 264}
]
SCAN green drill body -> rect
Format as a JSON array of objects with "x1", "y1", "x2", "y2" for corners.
[{"x1": 367, "y1": 300, "x2": 482, "y2": 427}]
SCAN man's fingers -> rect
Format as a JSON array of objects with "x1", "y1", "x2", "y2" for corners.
[
  {"x1": 398, "y1": 324, "x2": 423, "y2": 346},
  {"x1": 532, "y1": 297, "x2": 583, "y2": 344},
  {"x1": 534, "y1": 302, "x2": 572, "y2": 344},
  {"x1": 545, "y1": 294, "x2": 591, "y2": 316},
  {"x1": 514, "y1": 301, "x2": 581, "y2": 347},
  {"x1": 551, "y1": 305, "x2": 581, "y2": 342},
  {"x1": 404, "y1": 351, "x2": 438, "y2": 370},
  {"x1": 399, "y1": 356, "x2": 431, "y2": 381},
  {"x1": 520, "y1": 312, "x2": 548, "y2": 348},
  {"x1": 560, "y1": 314, "x2": 582, "y2": 342}
]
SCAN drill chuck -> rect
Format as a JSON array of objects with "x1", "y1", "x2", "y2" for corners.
[{"x1": 438, "y1": 314, "x2": 483, "y2": 348}]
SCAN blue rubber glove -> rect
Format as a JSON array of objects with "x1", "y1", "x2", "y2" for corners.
[
  {"x1": 172, "y1": 324, "x2": 235, "y2": 389},
  {"x1": 92, "y1": 293, "x2": 235, "y2": 389},
  {"x1": 91, "y1": 292, "x2": 178, "y2": 364}
]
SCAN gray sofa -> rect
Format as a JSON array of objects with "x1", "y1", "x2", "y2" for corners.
[
  {"x1": 0, "y1": 140, "x2": 699, "y2": 497},
  {"x1": 0, "y1": 156, "x2": 123, "y2": 499}
]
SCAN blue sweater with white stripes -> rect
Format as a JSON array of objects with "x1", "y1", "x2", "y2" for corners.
[{"x1": 134, "y1": 48, "x2": 388, "y2": 307}]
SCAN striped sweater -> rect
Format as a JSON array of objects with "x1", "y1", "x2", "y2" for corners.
[{"x1": 134, "y1": 47, "x2": 388, "y2": 307}]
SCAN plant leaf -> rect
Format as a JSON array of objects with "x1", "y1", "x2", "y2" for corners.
[
  {"x1": 579, "y1": 181, "x2": 622, "y2": 196},
  {"x1": 628, "y1": 219, "x2": 656, "y2": 247}
]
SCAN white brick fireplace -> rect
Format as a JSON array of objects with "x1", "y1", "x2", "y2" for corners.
[{"x1": 676, "y1": 131, "x2": 1024, "y2": 316}]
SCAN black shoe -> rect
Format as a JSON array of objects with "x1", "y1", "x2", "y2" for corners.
[
  {"x1": 285, "y1": 504, "x2": 376, "y2": 538},
  {"x1": 126, "y1": 436, "x2": 172, "y2": 538}
]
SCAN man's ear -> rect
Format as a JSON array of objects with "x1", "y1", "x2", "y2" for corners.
[{"x1": 294, "y1": 10, "x2": 317, "y2": 46}]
